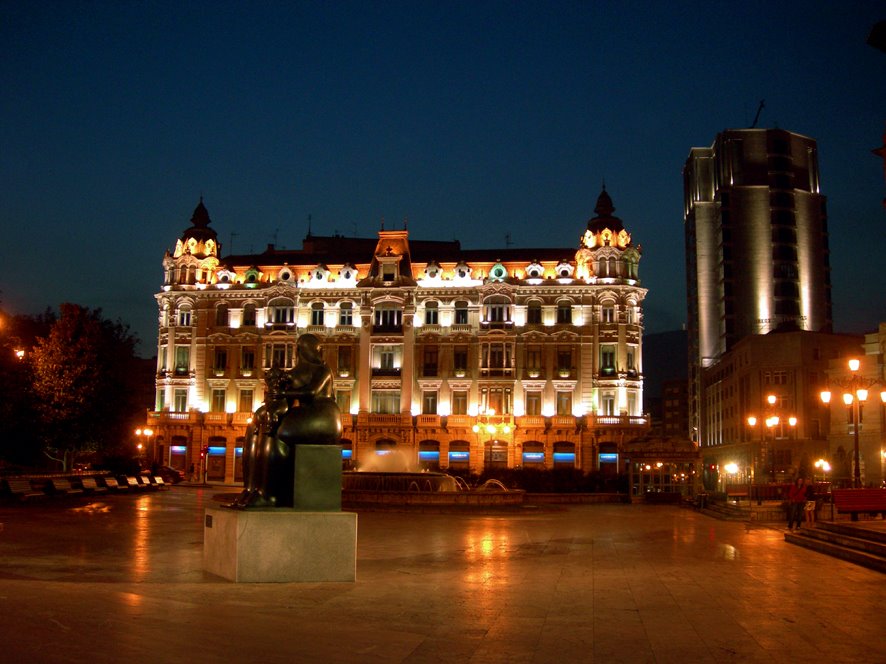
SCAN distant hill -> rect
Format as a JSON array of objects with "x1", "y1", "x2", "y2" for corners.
[{"x1": 643, "y1": 330, "x2": 687, "y2": 401}]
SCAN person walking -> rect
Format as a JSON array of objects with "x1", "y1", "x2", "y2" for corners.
[
  {"x1": 804, "y1": 480, "x2": 818, "y2": 527},
  {"x1": 787, "y1": 477, "x2": 806, "y2": 531}
]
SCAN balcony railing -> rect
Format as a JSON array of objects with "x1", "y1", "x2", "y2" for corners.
[
  {"x1": 371, "y1": 367, "x2": 401, "y2": 377},
  {"x1": 416, "y1": 415, "x2": 441, "y2": 428}
]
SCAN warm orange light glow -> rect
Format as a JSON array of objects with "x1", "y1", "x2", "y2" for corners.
[
  {"x1": 766, "y1": 394, "x2": 776, "y2": 405},
  {"x1": 848, "y1": 358, "x2": 860, "y2": 372},
  {"x1": 820, "y1": 390, "x2": 831, "y2": 404},
  {"x1": 856, "y1": 389, "x2": 868, "y2": 402},
  {"x1": 788, "y1": 416, "x2": 797, "y2": 427},
  {"x1": 881, "y1": 391, "x2": 886, "y2": 404},
  {"x1": 842, "y1": 393, "x2": 853, "y2": 406},
  {"x1": 747, "y1": 416, "x2": 757, "y2": 427}
]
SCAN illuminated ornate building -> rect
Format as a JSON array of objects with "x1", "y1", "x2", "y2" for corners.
[
  {"x1": 147, "y1": 191, "x2": 649, "y2": 483},
  {"x1": 684, "y1": 128, "x2": 832, "y2": 445}
]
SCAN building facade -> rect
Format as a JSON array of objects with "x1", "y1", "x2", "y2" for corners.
[
  {"x1": 684, "y1": 128, "x2": 833, "y2": 445},
  {"x1": 821, "y1": 323, "x2": 886, "y2": 488},
  {"x1": 146, "y1": 191, "x2": 650, "y2": 483},
  {"x1": 697, "y1": 330, "x2": 861, "y2": 490}
]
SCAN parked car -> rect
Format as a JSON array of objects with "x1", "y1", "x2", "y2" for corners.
[{"x1": 154, "y1": 465, "x2": 185, "y2": 484}]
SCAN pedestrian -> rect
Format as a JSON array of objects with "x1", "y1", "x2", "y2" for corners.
[
  {"x1": 804, "y1": 479, "x2": 817, "y2": 527},
  {"x1": 787, "y1": 477, "x2": 806, "y2": 531},
  {"x1": 188, "y1": 463, "x2": 196, "y2": 482}
]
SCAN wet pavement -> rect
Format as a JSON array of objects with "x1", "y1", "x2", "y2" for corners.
[{"x1": 0, "y1": 487, "x2": 883, "y2": 663}]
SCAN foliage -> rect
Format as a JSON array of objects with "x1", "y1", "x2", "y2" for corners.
[
  {"x1": 0, "y1": 309, "x2": 56, "y2": 466},
  {"x1": 29, "y1": 304, "x2": 143, "y2": 471}
]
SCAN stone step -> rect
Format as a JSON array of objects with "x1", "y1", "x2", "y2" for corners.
[
  {"x1": 817, "y1": 520, "x2": 886, "y2": 545},
  {"x1": 785, "y1": 528, "x2": 886, "y2": 574},
  {"x1": 791, "y1": 526, "x2": 886, "y2": 558}
]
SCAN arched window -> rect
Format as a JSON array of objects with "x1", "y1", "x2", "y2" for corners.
[
  {"x1": 215, "y1": 304, "x2": 228, "y2": 327},
  {"x1": 527, "y1": 300, "x2": 542, "y2": 325},
  {"x1": 310, "y1": 302, "x2": 325, "y2": 326},
  {"x1": 556, "y1": 300, "x2": 572, "y2": 325},
  {"x1": 339, "y1": 301, "x2": 354, "y2": 326}
]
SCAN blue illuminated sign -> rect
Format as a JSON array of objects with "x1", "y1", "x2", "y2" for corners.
[
  {"x1": 235, "y1": 447, "x2": 243, "y2": 456},
  {"x1": 598, "y1": 453, "x2": 618, "y2": 463},
  {"x1": 419, "y1": 451, "x2": 440, "y2": 461},
  {"x1": 170, "y1": 446, "x2": 186, "y2": 454},
  {"x1": 553, "y1": 452, "x2": 575, "y2": 463},
  {"x1": 208, "y1": 446, "x2": 226, "y2": 455},
  {"x1": 341, "y1": 449, "x2": 353, "y2": 459},
  {"x1": 448, "y1": 451, "x2": 470, "y2": 461},
  {"x1": 522, "y1": 452, "x2": 545, "y2": 463}
]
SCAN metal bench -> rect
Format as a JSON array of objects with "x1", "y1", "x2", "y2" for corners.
[
  {"x1": 124, "y1": 476, "x2": 147, "y2": 490},
  {"x1": 2, "y1": 478, "x2": 45, "y2": 501},
  {"x1": 80, "y1": 477, "x2": 108, "y2": 494},
  {"x1": 102, "y1": 476, "x2": 125, "y2": 491},
  {"x1": 832, "y1": 488, "x2": 886, "y2": 521},
  {"x1": 47, "y1": 478, "x2": 84, "y2": 496},
  {"x1": 151, "y1": 476, "x2": 169, "y2": 490}
]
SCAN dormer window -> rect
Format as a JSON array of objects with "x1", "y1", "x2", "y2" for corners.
[
  {"x1": 489, "y1": 262, "x2": 507, "y2": 281},
  {"x1": 279, "y1": 269, "x2": 293, "y2": 282},
  {"x1": 382, "y1": 265, "x2": 396, "y2": 281},
  {"x1": 340, "y1": 265, "x2": 357, "y2": 281},
  {"x1": 454, "y1": 262, "x2": 471, "y2": 280},
  {"x1": 424, "y1": 262, "x2": 441, "y2": 279},
  {"x1": 311, "y1": 265, "x2": 328, "y2": 282},
  {"x1": 555, "y1": 261, "x2": 574, "y2": 279},
  {"x1": 525, "y1": 262, "x2": 544, "y2": 279}
]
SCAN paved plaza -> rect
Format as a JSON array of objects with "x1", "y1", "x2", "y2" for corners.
[{"x1": 0, "y1": 487, "x2": 883, "y2": 664}]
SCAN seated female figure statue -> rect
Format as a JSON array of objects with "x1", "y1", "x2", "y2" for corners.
[{"x1": 230, "y1": 334, "x2": 342, "y2": 509}]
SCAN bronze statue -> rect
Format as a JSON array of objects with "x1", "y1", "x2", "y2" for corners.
[{"x1": 231, "y1": 334, "x2": 342, "y2": 508}]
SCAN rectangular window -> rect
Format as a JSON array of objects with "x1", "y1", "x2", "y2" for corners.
[
  {"x1": 374, "y1": 308, "x2": 402, "y2": 328},
  {"x1": 526, "y1": 348, "x2": 542, "y2": 372},
  {"x1": 371, "y1": 391, "x2": 400, "y2": 414},
  {"x1": 423, "y1": 347, "x2": 438, "y2": 376},
  {"x1": 311, "y1": 305, "x2": 324, "y2": 326},
  {"x1": 173, "y1": 388, "x2": 188, "y2": 412},
  {"x1": 602, "y1": 306, "x2": 615, "y2": 323},
  {"x1": 155, "y1": 389, "x2": 166, "y2": 412},
  {"x1": 453, "y1": 348, "x2": 468, "y2": 372},
  {"x1": 424, "y1": 304, "x2": 438, "y2": 325},
  {"x1": 454, "y1": 303, "x2": 469, "y2": 325},
  {"x1": 337, "y1": 346, "x2": 352, "y2": 374},
  {"x1": 177, "y1": 309, "x2": 191, "y2": 326},
  {"x1": 557, "y1": 348, "x2": 571, "y2": 372},
  {"x1": 627, "y1": 348, "x2": 636, "y2": 372},
  {"x1": 241, "y1": 348, "x2": 255, "y2": 371},
  {"x1": 380, "y1": 349, "x2": 395, "y2": 370},
  {"x1": 174, "y1": 346, "x2": 190, "y2": 373},
  {"x1": 273, "y1": 306, "x2": 295, "y2": 324},
  {"x1": 452, "y1": 391, "x2": 468, "y2": 415},
  {"x1": 422, "y1": 390, "x2": 438, "y2": 415},
  {"x1": 238, "y1": 389, "x2": 253, "y2": 413},
  {"x1": 557, "y1": 302, "x2": 572, "y2": 324},
  {"x1": 335, "y1": 390, "x2": 351, "y2": 414},
  {"x1": 601, "y1": 345, "x2": 616, "y2": 374},
  {"x1": 242, "y1": 307, "x2": 256, "y2": 326},
  {"x1": 527, "y1": 303, "x2": 542, "y2": 325},
  {"x1": 556, "y1": 391, "x2": 572, "y2": 416},
  {"x1": 213, "y1": 349, "x2": 227, "y2": 372},
  {"x1": 211, "y1": 389, "x2": 226, "y2": 413},
  {"x1": 602, "y1": 394, "x2": 616, "y2": 416},
  {"x1": 339, "y1": 303, "x2": 353, "y2": 326},
  {"x1": 525, "y1": 391, "x2": 542, "y2": 416},
  {"x1": 265, "y1": 343, "x2": 293, "y2": 368}
]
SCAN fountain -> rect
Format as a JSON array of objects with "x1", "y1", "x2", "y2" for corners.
[{"x1": 341, "y1": 450, "x2": 525, "y2": 509}]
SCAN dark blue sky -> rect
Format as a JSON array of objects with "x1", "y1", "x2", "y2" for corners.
[{"x1": 2, "y1": 1, "x2": 884, "y2": 356}]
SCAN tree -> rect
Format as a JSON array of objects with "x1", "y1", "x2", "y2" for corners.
[
  {"x1": 0, "y1": 308, "x2": 55, "y2": 466},
  {"x1": 30, "y1": 304, "x2": 143, "y2": 471}
]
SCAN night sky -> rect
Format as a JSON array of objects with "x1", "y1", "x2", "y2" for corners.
[{"x1": 2, "y1": 1, "x2": 884, "y2": 357}]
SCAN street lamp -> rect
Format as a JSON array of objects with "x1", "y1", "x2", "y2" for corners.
[
  {"x1": 820, "y1": 358, "x2": 886, "y2": 489},
  {"x1": 814, "y1": 458, "x2": 831, "y2": 483},
  {"x1": 135, "y1": 427, "x2": 155, "y2": 466},
  {"x1": 747, "y1": 394, "x2": 797, "y2": 490}
]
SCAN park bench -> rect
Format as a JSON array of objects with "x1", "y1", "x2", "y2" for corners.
[
  {"x1": 124, "y1": 476, "x2": 147, "y2": 490},
  {"x1": 47, "y1": 478, "x2": 83, "y2": 496},
  {"x1": 151, "y1": 476, "x2": 169, "y2": 490},
  {"x1": 79, "y1": 477, "x2": 108, "y2": 494},
  {"x1": 2, "y1": 478, "x2": 45, "y2": 501},
  {"x1": 832, "y1": 489, "x2": 886, "y2": 520},
  {"x1": 138, "y1": 475, "x2": 156, "y2": 490},
  {"x1": 101, "y1": 476, "x2": 125, "y2": 491}
]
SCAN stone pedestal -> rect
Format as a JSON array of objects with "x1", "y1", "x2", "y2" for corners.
[{"x1": 203, "y1": 508, "x2": 357, "y2": 582}]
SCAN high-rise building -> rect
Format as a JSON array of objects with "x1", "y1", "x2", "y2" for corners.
[
  {"x1": 683, "y1": 128, "x2": 832, "y2": 443},
  {"x1": 146, "y1": 190, "x2": 655, "y2": 485}
]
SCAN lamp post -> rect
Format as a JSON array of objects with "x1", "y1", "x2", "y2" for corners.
[
  {"x1": 747, "y1": 394, "x2": 797, "y2": 499},
  {"x1": 820, "y1": 358, "x2": 886, "y2": 489},
  {"x1": 472, "y1": 409, "x2": 513, "y2": 468},
  {"x1": 135, "y1": 427, "x2": 155, "y2": 467}
]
